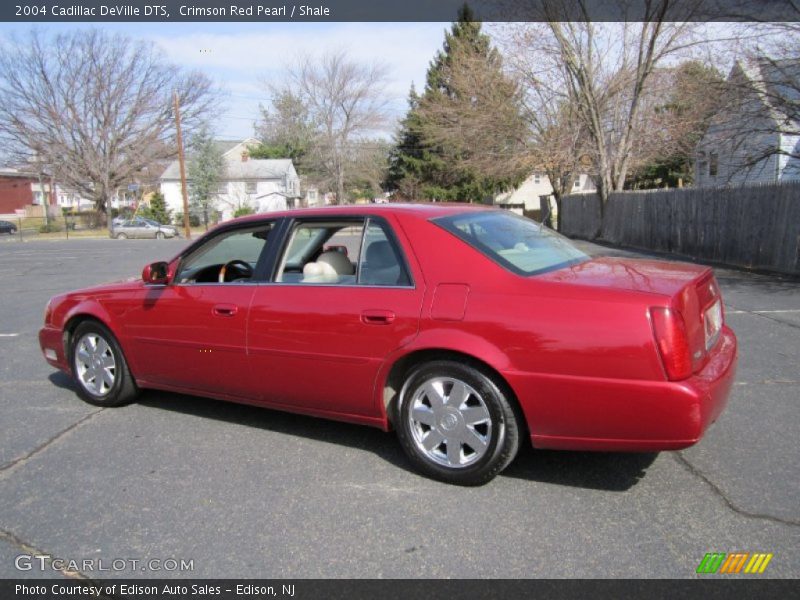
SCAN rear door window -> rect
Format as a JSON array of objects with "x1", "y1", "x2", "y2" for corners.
[{"x1": 274, "y1": 217, "x2": 412, "y2": 287}]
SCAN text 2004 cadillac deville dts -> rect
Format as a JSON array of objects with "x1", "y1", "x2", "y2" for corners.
[{"x1": 39, "y1": 205, "x2": 737, "y2": 485}]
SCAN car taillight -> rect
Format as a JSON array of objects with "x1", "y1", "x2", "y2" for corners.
[{"x1": 650, "y1": 307, "x2": 692, "y2": 381}]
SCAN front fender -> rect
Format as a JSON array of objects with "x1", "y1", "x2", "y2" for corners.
[{"x1": 61, "y1": 300, "x2": 134, "y2": 370}]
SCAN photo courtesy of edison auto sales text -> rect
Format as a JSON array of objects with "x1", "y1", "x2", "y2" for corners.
[{"x1": 15, "y1": 584, "x2": 296, "y2": 597}]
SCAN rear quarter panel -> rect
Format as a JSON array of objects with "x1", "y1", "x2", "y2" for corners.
[
  {"x1": 389, "y1": 212, "x2": 680, "y2": 443},
  {"x1": 395, "y1": 213, "x2": 666, "y2": 380}
]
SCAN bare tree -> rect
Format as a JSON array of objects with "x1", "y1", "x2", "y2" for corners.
[
  {"x1": 499, "y1": 24, "x2": 590, "y2": 227},
  {"x1": 617, "y1": 60, "x2": 726, "y2": 188},
  {"x1": 703, "y1": 20, "x2": 800, "y2": 181},
  {"x1": 0, "y1": 29, "x2": 218, "y2": 217},
  {"x1": 269, "y1": 51, "x2": 390, "y2": 204},
  {"x1": 507, "y1": 1, "x2": 706, "y2": 218}
]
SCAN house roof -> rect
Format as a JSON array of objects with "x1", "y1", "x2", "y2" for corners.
[
  {"x1": 256, "y1": 189, "x2": 301, "y2": 200},
  {"x1": 0, "y1": 167, "x2": 39, "y2": 179},
  {"x1": 212, "y1": 139, "x2": 246, "y2": 156},
  {"x1": 221, "y1": 158, "x2": 295, "y2": 181},
  {"x1": 160, "y1": 138, "x2": 296, "y2": 181},
  {"x1": 735, "y1": 56, "x2": 800, "y2": 130}
]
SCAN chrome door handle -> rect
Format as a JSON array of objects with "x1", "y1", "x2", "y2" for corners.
[
  {"x1": 361, "y1": 310, "x2": 395, "y2": 325},
  {"x1": 212, "y1": 304, "x2": 238, "y2": 317}
]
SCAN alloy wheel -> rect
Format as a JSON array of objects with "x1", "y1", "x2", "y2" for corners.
[
  {"x1": 74, "y1": 332, "x2": 116, "y2": 396},
  {"x1": 407, "y1": 376, "x2": 493, "y2": 468}
]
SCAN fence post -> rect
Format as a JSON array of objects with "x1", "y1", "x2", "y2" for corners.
[
  {"x1": 17, "y1": 217, "x2": 22, "y2": 242},
  {"x1": 65, "y1": 215, "x2": 69, "y2": 239}
]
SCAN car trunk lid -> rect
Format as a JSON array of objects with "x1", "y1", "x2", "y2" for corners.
[{"x1": 538, "y1": 257, "x2": 724, "y2": 377}]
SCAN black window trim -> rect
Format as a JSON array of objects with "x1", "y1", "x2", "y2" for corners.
[
  {"x1": 267, "y1": 214, "x2": 416, "y2": 289},
  {"x1": 171, "y1": 218, "x2": 281, "y2": 286}
]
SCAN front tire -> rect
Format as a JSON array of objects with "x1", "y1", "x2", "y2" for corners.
[
  {"x1": 395, "y1": 360, "x2": 521, "y2": 485},
  {"x1": 70, "y1": 321, "x2": 138, "y2": 407},
  {"x1": 155, "y1": 231, "x2": 165, "y2": 239},
  {"x1": 115, "y1": 232, "x2": 128, "y2": 239}
]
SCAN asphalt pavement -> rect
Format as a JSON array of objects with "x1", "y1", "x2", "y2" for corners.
[{"x1": 0, "y1": 235, "x2": 797, "y2": 579}]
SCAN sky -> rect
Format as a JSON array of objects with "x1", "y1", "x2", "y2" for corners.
[{"x1": 0, "y1": 21, "x2": 449, "y2": 141}]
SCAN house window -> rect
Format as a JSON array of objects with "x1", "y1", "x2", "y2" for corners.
[
  {"x1": 307, "y1": 190, "x2": 317, "y2": 202},
  {"x1": 245, "y1": 181, "x2": 257, "y2": 195},
  {"x1": 534, "y1": 174, "x2": 541, "y2": 184},
  {"x1": 696, "y1": 151, "x2": 707, "y2": 179},
  {"x1": 709, "y1": 153, "x2": 718, "y2": 177},
  {"x1": 215, "y1": 182, "x2": 228, "y2": 195},
  {"x1": 573, "y1": 177, "x2": 580, "y2": 188}
]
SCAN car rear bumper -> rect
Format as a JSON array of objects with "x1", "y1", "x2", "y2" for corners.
[
  {"x1": 39, "y1": 325, "x2": 70, "y2": 373},
  {"x1": 505, "y1": 326, "x2": 737, "y2": 451}
]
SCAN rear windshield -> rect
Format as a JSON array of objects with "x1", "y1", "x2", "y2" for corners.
[{"x1": 433, "y1": 211, "x2": 588, "y2": 276}]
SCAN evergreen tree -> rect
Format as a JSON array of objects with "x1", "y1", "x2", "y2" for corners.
[
  {"x1": 387, "y1": 5, "x2": 524, "y2": 202},
  {"x1": 140, "y1": 191, "x2": 171, "y2": 224},
  {"x1": 386, "y1": 85, "x2": 429, "y2": 199},
  {"x1": 251, "y1": 89, "x2": 315, "y2": 167},
  {"x1": 187, "y1": 125, "x2": 226, "y2": 229}
]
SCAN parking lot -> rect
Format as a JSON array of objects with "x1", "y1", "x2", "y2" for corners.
[{"x1": 0, "y1": 237, "x2": 798, "y2": 579}]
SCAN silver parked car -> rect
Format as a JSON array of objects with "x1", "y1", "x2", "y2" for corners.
[{"x1": 111, "y1": 218, "x2": 178, "y2": 239}]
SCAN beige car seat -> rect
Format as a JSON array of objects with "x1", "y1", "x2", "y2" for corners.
[{"x1": 301, "y1": 250, "x2": 354, "y2": 283}]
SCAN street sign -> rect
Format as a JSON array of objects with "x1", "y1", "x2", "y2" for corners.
[{"x1": 127, "y1": 184, "x2": 140, "y2": 191}]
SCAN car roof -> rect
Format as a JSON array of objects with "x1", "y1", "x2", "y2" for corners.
[{"x1": 228, "y1": 202, "x2": 496, "y2": 225}]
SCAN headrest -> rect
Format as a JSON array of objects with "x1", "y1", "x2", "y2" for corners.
[
  {"x1": 318, "y1": 250, "x2": 355, "y2": 275},
  {"x1": 366, "y1": 241, "x2": 396, "y2": 269}
]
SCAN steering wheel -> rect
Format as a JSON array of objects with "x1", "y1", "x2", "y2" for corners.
[{"x1": 218, "y1": 260, "x2": 254, "y2": 283}]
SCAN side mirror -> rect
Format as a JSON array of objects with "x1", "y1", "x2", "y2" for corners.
[{"x1": 142, "y1": 261, "x2": 169, "y2": 285}]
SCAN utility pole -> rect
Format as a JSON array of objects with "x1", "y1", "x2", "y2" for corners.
[{"x1": 174, "y1": 91, "x2": 191, "y2": 239}]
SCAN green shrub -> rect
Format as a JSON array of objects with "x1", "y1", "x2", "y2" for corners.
[
  {"x1": 233, "y1": 206, "x2": 256, "y2": 218},
  {"x1": 143, "y1": 192, "x2": 171, "y2": 224}
]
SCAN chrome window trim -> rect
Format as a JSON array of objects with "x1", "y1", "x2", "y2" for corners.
[
  {"x1": 258, "y1": 281, "x2": 415, "y2": 290},
  {"x1": 171, "y1": 282, "x2": 263, "y2": 288}
]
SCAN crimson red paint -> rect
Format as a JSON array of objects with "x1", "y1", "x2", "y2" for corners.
[{"x1": 39, "y1": 204, "x2": 737, "y2": 454}]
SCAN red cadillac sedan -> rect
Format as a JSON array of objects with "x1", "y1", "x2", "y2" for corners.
[{"x1": 39, "y1": 205, "x2": 737, "y2": 485}]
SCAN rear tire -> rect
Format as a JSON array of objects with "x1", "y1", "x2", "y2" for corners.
[
  {"x1": 155, "y1": 231, "x2": 165, "y2": 239},
  {"x1": 70, "y1": 321, "x2": 138, "y2": 407},
  {"x1": 395, "y1": 360, "x2": 521, "y2": 485}
]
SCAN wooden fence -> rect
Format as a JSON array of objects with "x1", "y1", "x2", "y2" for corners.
[{"x1": 560, "y1": 181, "x2": 800, "y2": 275}]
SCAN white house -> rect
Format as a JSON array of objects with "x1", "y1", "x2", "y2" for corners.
[
  {"x1": 695, "y1": 57, "x2": 800, "y2": 187},
  {"x1": 159, "y1": 138, "x2": 301, "y2": 221},
  {"x1": 495, "y1": 172, "x2": 597, "y2": 215},
  {"x1": 54, "y1": 186, "x2": 95, "y2": 212}
]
